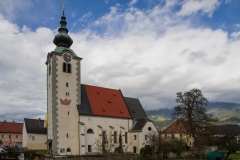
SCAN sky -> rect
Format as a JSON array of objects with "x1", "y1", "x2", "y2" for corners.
[{"x1": 0, "y1": 0, "x2": 240, "y2": 122}]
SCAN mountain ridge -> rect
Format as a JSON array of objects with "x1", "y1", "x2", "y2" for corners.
[{"x1": 146, "y1": 102, "x2": 240, "y2": 130}]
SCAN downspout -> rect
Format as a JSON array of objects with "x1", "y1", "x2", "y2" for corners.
[{"x1": 78, "y1": 119, "x2": 80, "y2": 155}]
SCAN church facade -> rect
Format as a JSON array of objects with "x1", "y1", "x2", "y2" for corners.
[{"x1": 45, "y1": 11, "x2": 157, "y2": 155}]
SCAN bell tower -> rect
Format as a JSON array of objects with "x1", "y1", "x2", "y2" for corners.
[{"x1": 45, "y1": 8, "x2": 82, "y2": 155}]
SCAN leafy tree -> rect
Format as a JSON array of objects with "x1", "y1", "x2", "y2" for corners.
[
  {"x1": 172, "y1": 89, "x2": 218, "y2": 158},
  {"x1": 216, "y1": 132, "x2": 240, "y2": 160},
  {"x1": 115, "y1": 131, "x2": 123, "y2": 153},
  {"x1": 160, "y1": 137, "x2": 173, "y2": 158},
  {"x1": 145, "y1": 131, "x2": 160, "y2": 154},
  {"x1": 171, "y1": 138, "x2": 188, "y2": 157},
  {"x1": 144, "y1": 131, "x2": 160, "y2": 159}
]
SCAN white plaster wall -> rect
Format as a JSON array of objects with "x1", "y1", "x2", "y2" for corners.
[
  {"x1": 27, "y1": 134, "x2": 47, "y2": 144},
  {"x1": 47, "y1": 56, "x2": 53, "y2": 139},
  {"x1": 22, "y1": 123, "x2": 27, "y2": 147},
  {"x1": 161, "y1": 133, "x2": 194, "y2": 147},
  {"x1": 79, "y1": 115, "x2": 133, "y2": 155},
  {"x1": 129, "y1": 132, "x2": 140, "y2": 153},
  {"x1": 140, "y1": 121, "x2": 158, "y2": 148},
  {"x1": 56, "y1": 53, "x2": 80, "y2": 155},
  {"x1": 26, "y1": 133, "x2": 47, "y2": 150}
]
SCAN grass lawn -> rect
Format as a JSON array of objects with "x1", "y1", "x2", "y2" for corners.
[
  {"x1": 36, "y1": 150, "x2": 48, "y2": 154},
  {"x1": 225, "y1": 152, "x2": 240, "y2": 159},
  {"x1": 161, "y1": 152, "x2": 240, "y2": 160}
]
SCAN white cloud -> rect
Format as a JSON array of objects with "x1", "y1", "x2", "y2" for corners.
[
  {"x1": 0, "y1": 0, "x2": 31, "y2": 20},
  {"x1": 177, "y1": 0, "x2": 220, "y2": 17},
  {"x1": 129, "y1": 0, "x2": 138, "y2": 6},
  {"x1": 72, "y1": 11, "x2": 76, "y2": 18},
  {"x1": 235, "y1": 24, "x2": 240, "y2": 28},
  {"x1": 73, "y1": 12, "x2": 92, "y2": 27},
  {"x1": 1, "y1": 0, "x2": 240, "y2": 121}
]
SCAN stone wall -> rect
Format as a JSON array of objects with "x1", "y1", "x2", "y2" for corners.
[{"x1": 34, "y1": 154, "x2": 137, "y2": 160}]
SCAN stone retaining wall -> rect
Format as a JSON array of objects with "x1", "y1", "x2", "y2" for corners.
[{"x1": 34, "y1": 154, "x2": 137, "y2": 160}]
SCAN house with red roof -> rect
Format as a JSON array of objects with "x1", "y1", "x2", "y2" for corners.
[
  {"x1": 44, "y1": 10, "x2": 158, "y2": 155},
  {"x1": 161, "y1": 119, "x2": 202, "y2": 148},
  {"x1": 0, "y1": 120, "x2": 23, "y2": 147}
]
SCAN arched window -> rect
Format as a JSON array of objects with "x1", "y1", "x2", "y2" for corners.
[
  {"x1": 63, "y1": 63, "x2": 67, "y2": 72},
  {"x1": 87, "y1": 129, "x2": 94, "y2": 134},
  {"x1": 66, "y1": 148, "x2": 71, "y2": 152},
  {"x1": 67, "y1": 64, "x2": 71, "y2": 73}
]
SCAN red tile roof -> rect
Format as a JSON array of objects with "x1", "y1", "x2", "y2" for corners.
[
  {"x1": 0, "y1": 121, "x2": 23, "y2": 134},
  {"x1": 161, "y1": 119, "x2": 192, "y2": 134},
  {"x1": 84, "y1": 85, "x2": 131, "y2": 118}
]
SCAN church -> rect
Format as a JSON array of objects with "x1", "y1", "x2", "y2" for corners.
[{"x1": 45, "y1": 10, "x2": 157, "y2": 155}]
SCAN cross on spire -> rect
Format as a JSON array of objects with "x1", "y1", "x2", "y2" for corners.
[{"x1": 62, "y1": 0, "x2": 65, "y2": 11}]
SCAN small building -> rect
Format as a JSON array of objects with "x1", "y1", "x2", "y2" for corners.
[
  {"x1": 161, "y1": 119, "x2": 195, "y2": 147},
  {"x1": 0, "y1": 120, "x2": 23, "y2": 147},
  {"x1": 22, "y1": 118, "x2": 47, "y2": 150}
]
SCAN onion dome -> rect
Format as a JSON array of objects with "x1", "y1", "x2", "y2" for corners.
[{"x1": 53, "y1": 11, "x2": 73, "y2": 48}]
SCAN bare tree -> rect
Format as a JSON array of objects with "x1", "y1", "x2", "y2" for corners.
[
  {"x1": 145, "y1": 131, "x2": 160, "y2": 153},
  {"x1": 172, "y1": 88, "x2": 218, "y2": 159},
  {"x1": 93, "y1": 128, "x2": 115, "y2": 153}
]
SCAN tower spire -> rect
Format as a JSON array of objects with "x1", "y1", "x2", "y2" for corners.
[
  {"x1": 53, "y1": 0, "x2": 73, "y2": 48},
  {"x1": 62, "y1": 0, "x2": 65, "y2": 15}
]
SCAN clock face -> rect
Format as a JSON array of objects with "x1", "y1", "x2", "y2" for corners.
[{"x1": 63, "y1": 53, "x2": 71, "y2": 62}]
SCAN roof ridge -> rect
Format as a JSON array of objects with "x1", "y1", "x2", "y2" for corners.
[{"x1": 83, "y1": 84, "x2": 119, "y2": 91}]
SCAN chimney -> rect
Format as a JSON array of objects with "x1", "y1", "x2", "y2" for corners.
[
  {"x1": 4, "y1": 120, "x2": 6, "y2": 122},
  {"x1": 39, "y1": 118, "x2": 41, "y2": 121},
  {"x1": 13, "y1": 121, "x2": 15, "y2": 123}
]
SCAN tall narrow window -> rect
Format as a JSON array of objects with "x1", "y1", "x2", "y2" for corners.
[
  {"x1": 145, "y1": 135, "x2": 148, "y2": 140},
  {"x1": 9, "y1": 135, "x2": 11, "y2": 138},
  {"x1": 88, "y1": 145, "x2": 92, "y2": 152},
  {"x1": 102, "y1": 131, "x2": 106, "y2": 144},
  {"x1": 133, "y1": 146, "x2": 137, "y2": 153},
  {"x1": 114, "y1": 131, "x2": 117, "y2": 143},
  {"x1": 49, "y1": 65, "x2": 51, "y2": 75},
  {"x1": 67, "y1": 133, "x2": 68, "y2": 138},
  {"x1": 134, "y1": 135, "x2": 137, "y2": 140},
  {"x1": 180, "y1": 134, "x2": 182, "y2": 139},
  {"x1": 32, "y1": 136, "x2": 35, "y2": 141},
  {"x1": 66, "y1": 83, "x2": 68, "y2": 87},
  {"x1": 16, "y1": 135, "x2": 18, "y2": 139},
  {"x1": 125, "y1": 132, "x2": 128, "y2": 143},
  {"x1": 67, "y1": 64, "x2": 71, "y2": 73},
  {"x1": 63, "y1": 63, "x2": 67, "y2": 72}
]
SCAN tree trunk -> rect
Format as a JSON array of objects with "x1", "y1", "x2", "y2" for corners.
[{"x1": 225, "y1": 152, "x2": 231, "y2": 160}]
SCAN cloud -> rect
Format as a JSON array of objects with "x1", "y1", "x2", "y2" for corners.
[
  {"x1": 0, "y1": 14, "x2": 54, "y2": 122},
  {"x1": 129, "y1": 0, "x2": 138, "y2": 6},
  {"x1": 1, "y1": 0, "x2": 240, "y2": 121},
  {"x1": 73, "y1": 12, "x2": 92, "y2": 27},
  {"x1": 0, "y1": 0, "x2": 31, "y2": 20},
  {"x1": 177, "y1": 0, "x2": 220, "y2": 17},
  {"x1": 72, "y1": 11, "x2": 76, "y2": 18}
]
